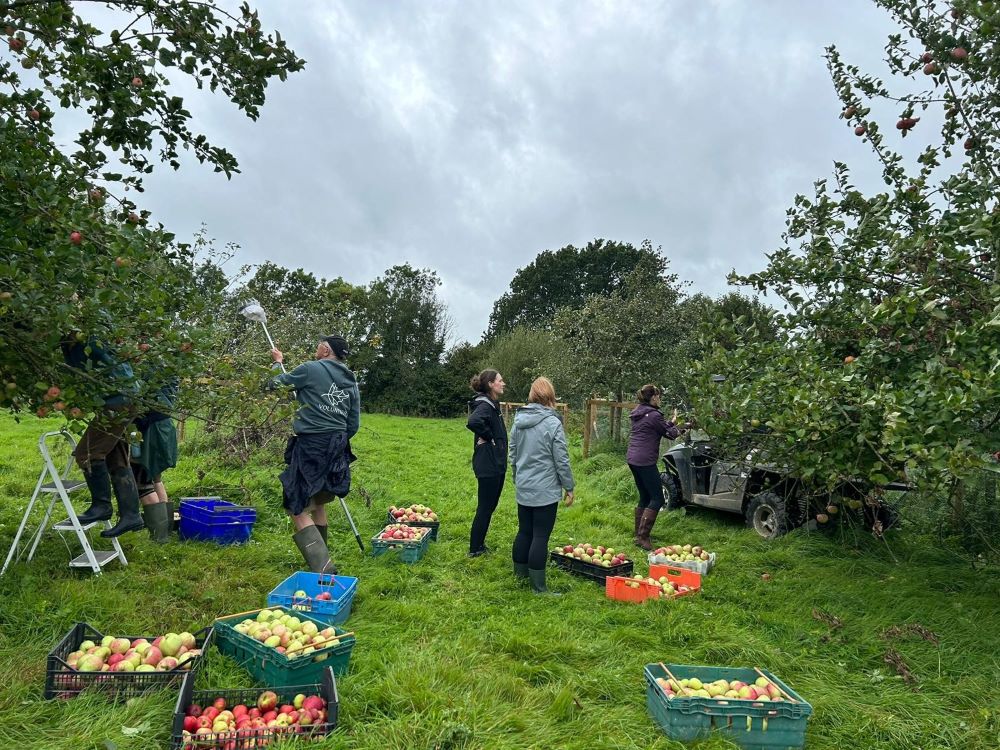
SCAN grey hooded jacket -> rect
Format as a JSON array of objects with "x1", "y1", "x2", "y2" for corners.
[{"x1": 509, "y1": 403, "x2": 575, "y2": 507}]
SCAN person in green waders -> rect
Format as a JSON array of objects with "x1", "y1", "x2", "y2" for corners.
[
  {"x1": 131, "y1": 376, "x2": 179, "y2": 543},
  {"x1": 61, "y1": 332, "x2": 145, "y2": 537},
  {"x1": 270, "y1": 335, "x2": 360, "y2": 573}
]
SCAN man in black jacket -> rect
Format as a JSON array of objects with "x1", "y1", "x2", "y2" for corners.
[{"x1": 466, "y1": 369, "x2": 507, "y2": 557}]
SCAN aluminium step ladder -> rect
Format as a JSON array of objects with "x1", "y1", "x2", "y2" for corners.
[{"x1": 1, "y1": 430, "x2": 127, "y2": 576}]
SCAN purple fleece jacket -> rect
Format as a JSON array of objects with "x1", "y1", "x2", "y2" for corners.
[{"x1": 625, "y1": 403, "x2": 680, "y2": 466}]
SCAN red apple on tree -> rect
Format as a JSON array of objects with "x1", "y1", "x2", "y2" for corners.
[{"x1": 69, "y1": 231, "x2": 83, "y2": 245}]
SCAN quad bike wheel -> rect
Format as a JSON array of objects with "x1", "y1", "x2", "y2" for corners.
[
  {"x1": 745, "y1": 491, "x2": 792, "y2": 540},
  {"x1": 660, "y1": 472, "x2": 683, "y2": 511}
]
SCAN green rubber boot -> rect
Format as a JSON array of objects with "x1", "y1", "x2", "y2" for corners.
[
  {"x1": 142, "y1": 502, "x2": 171, "y2": 544},
  {"x1": 293, "y1": 525, "x2": 338, "y2": 574},
  {"x1": 528, "y1": 568, "x2": 560, "y2": 596}
]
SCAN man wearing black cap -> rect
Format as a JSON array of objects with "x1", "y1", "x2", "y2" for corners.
[{"x1": 271, "y1": 335, "x2": 360, "y2": 573}]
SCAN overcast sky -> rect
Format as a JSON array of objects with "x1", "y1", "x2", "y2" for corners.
[{"x1": 124, "y1": 0, "x2": 904, "y2": 343}]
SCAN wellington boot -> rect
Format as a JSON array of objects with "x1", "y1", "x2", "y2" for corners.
[
  {"x1": 633, "y1": 506, "x2": 643, "y2": 541},
  {"x1": 101, "y1": 467, "x2": 144, "y2": 537},
  {"x1": 513, "y1": 562, "x2": 529, "y2": 579},
  {"x1": 143, "y1": 502, "x2": 171, "y2": 544},
  {"x1": 78, "y1": 461, "x2": 113, "y2": 524},
  {"x1": 636, "y1": 508, "x2": 659, "y2": 551},
  {"x1": 528, "y1": 568, "x2": 560, "y2": 595},
  {"x1": 315, "y1": 524, "x2": 328, "y2": 545},
  {"x1": 294, "y1": 525, "x2": 338, "y2": 574}
]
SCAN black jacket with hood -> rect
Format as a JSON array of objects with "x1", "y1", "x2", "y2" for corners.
[{"x1": 466, "y1": 395, "x2": 508, "y2": 478}]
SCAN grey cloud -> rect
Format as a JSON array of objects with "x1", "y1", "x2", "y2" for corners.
[{"x1": 128, "y1": 0, "x2": 901, "y2": 342}]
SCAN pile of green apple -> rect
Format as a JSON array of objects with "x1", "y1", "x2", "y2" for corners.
[
  {"x1": 553, "y1": 543, "x2": 630, "y2": 568},
  {"x1": 655, "y1": 675, "x2": 786, "y2": 701},
  {"x1": 63, "y1": 632, "x2": 201, "y2": 674},
  {"x1": 232, "y1": 609, "x2": 341, "y2": 660},
  {"x1": 389, "y1": 503, "x2": 438, "y2": 523},
  {"x1": 180, "y1": 690, "x2": 331, "y2": 747},
  {"x1": 652, "y1": 543, "x2": 712, "y2": 562},
  {"x1": 626, "y1": 574, "x2": 694, "y2": 598}
]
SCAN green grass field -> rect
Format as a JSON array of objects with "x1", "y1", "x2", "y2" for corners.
[{"x1": 0, "y1": 412, "x2": 998, "y2": 750}]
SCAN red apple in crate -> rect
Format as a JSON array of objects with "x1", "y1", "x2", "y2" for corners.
[{"x1": 257, "y1": 691, "x2": 278, "y2": 712}]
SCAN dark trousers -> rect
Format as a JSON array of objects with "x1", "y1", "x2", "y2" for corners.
[
  {"x1": 470, "y1": 474, "x2": 504, "y2": 552},
  {"x1": 74, "y1": 410, "x2": 132, "y2": 473},
  {"x1": 513, "y1": 501, "x2": 559, "y2": 570},
  {"x1": 629, "y1": 463, "x2": 665, "y2": 512}
]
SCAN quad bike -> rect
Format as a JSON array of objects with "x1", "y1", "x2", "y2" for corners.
[{"x1": 659, "y1": 428, "x2": 906, "y2": 540}]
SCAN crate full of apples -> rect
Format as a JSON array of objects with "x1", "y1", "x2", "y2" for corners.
[
  {"x1": 648, "y1": 543, "x2": 716, "y2": 574},
  {"x1": 214, "y1": 607, "x2": 355, "y2": 686},
  {"x1": 371, "y1": 523, "x2": 432, "y2": 563},
  {"x1": 45, "y1": 623, "x2": 213, "y2": 700},
  {"x1": 550, "y1": 542, "x2": 633, "y2": 582},
  {"x1": 644, "y1": 663, "x2": 812, "y2": 749},
  {"x1": 606, "y1": 565, "x2": 701, "y2": 603},
  {"x1": 386, "y1": 504, "x2": 440, "y2": 540},
  {"x1": 171, "y1": 667, "x2": 339, "y2": 749}
]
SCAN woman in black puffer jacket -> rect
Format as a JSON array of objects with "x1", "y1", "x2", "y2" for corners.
[{"x1": 466, "y1": 369, "x2": 507, "y2": 557}]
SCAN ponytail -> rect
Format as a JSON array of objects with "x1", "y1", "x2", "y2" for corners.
[
  {"x1": 637, "y1": 384, "x2": 660, "y2": 404},
  {"x1": 471, "y1": 368, "x2": 500, "y2": 395}
]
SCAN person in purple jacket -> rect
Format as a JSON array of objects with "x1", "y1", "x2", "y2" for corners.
[{"x1": 627, "y1": 384, "x2": 681, "y2": 550}]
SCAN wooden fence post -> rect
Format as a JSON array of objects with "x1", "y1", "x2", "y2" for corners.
[{"x1": 582, "y1": 399, "x2": 594, "y2": 459}]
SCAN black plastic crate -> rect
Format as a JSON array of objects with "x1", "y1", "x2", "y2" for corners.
[
  {"x1": 384, "y1": 510, "x2": 440, "y2": 540},
  {"x1": 170, "y1": 667, "x2": 339, "y2": 750},
  {"x1": 550, "y1": 551, "x2": 634, "y2": 583},
  {"x1": 45, "y1": 622, "x2": 213, "y2": 700}
]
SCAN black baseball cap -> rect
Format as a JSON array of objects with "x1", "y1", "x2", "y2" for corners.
[{"x1": 322, "y1": 334, "x2": 350, "y2": 359}]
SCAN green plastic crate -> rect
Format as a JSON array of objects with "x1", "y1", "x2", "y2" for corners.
[
  {"x1": 213, "y1": 606, "x2": 355, "y2": 688},
  {"x1": 385, "y1": 510, "x2": 440, "y2": 540},
  {"x1": 371, "y1": 526, "x2": 432, "y2": 563},
  {"x1": 644, "y1": 663, "x2": 812, "y2": 749}
]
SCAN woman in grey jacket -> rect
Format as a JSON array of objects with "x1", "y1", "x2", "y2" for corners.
[{"x1": 509, "y1": 377, "x2": 574, "y2": 594}]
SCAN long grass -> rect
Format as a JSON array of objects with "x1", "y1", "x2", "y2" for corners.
[{"x1": 0, "y1": 413, "x2": 998, "y2": 749}]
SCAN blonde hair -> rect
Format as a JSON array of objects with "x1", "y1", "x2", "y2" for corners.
[{"x1": 528, "y1": 377, "x2": 556, "y2": 407}]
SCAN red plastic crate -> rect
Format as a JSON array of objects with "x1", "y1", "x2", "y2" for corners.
[
  {"x1": 606, "y1": 575, "x2": 659, "y2": 602},
  {"x1": 648, "y1": 564, "x2": 702, "y2": 595}
]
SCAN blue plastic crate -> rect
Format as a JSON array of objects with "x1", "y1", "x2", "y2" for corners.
[
  {"x1": 267, "y1": 572, "x2": 359, "y2": 626},
  {"x1": 178, "y1": 497, "x2": 256, "y2": 524},
  {"x1": 178, "y1": 498, "x2": 256, "y2": 545}
]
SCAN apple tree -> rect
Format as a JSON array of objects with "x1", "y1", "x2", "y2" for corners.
[
  {"x1": 486, "y1": 239, "x2": 669, "y2": 340},
  {"x1": 549, "y1": 259, "x2": 690, "y2": 446},
  {"x1": 0, "y1": 0, "x2": 303, "y2": 418},
  {"x1": 692, "y1": 0, "x2": 1000, "y2": 518}
]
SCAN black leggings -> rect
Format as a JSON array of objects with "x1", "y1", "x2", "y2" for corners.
[
  {"x1": 629, "y1": 463, "x2": 665, "y2": 512},
  {"x1": 512, "y1": 502, "x2": 559, "y2": 570},
  {"x1": 470, "y1": 475, "x2": 504, "y2": 552}
]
